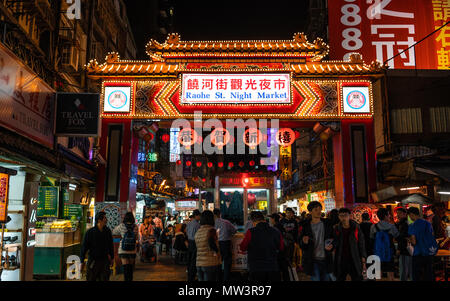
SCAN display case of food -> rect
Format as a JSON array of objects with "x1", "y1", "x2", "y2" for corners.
[{"x1": 33, "y1": 219, "x2": 81, "y2": 279}]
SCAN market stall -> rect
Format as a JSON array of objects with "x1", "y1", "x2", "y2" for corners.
[{"x1": 33, "y1": 185, "x2": 83, "y2": 279}]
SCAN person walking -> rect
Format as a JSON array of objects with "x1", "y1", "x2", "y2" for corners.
[
  {"x1": 395, "y1": 208, "x2": 412, "y2": 281},
  {"x1": 281, "y1": 208, "x2": 299, "y2": 266},
  {"x1": 186, "y1": 209, "x2": 201, "y2": 281},
  {"x1": 333, "y1": 208, "x2": 367, "y2": 281},
  {"x1": 240, "y1": 211, "x2": 284, "y2": 281},
  {"x1": 138, "y1": 216, "x2": 155, "y2": 262},
  {"x1": 213, "y1": 208, "x2": 237, "y2": 281},
  {"x1": 113, "y1": 212, "x2": 139, "y2": 281},
  {"x1": 298, "y1": 201, "x2": 334, "y2": 281},
  {"x1": 370, "y1": 208, "x2": 399, "y2": 281},
  {"x1": 359, "y1": 213, "x2": 373, "y2": 257},
  {"x1": 80, "y1": 212, "x2": 114, "y2": 281},
  {"x1": 269, "y1": 213, "x2": 290, "y2": 281},
  {"x1": 407, "y1": 207, "x2": 438, "y2": 281},
  {"x1": 195, "y1": 210, "x2": 221, "y2": 281}
]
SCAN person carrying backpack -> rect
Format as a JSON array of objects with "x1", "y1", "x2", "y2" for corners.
[
  {"x1": 407, "y1": 207, "x2": 438, "y2": 281},
  {"x1": 113, "y1": 212, "x2": 139, "y2": 281},
  {"x1": 370, "y1": 208, "x2": 399, "y2": 281}
]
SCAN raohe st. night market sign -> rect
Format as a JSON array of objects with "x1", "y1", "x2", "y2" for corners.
[{"x1": 181, "y1": 74, "x2": 291, "y2": 104}]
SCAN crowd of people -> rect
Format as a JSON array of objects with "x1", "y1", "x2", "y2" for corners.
[{"x1": 79, "y1": 202, "x2": 447, "y2": 281}]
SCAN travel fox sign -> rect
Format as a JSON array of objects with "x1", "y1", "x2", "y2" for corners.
[{"x1": 181, "y1": 74, "x2": 291, "y2": 104}]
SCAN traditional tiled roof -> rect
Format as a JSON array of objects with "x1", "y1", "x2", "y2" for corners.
[
  {"x1": 145, "y1": 33, "x2": 329, "y2": 62},
  {"x1": 86, "y1": 52, "x2": 384, "y2": 78}
]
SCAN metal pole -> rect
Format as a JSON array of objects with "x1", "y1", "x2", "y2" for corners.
[{"x1": 0, "y1": 223, "x2": 5, "y2": 281}]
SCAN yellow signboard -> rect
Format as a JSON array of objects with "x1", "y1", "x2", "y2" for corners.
[
  {"x1": 0, "y1": 173, "x2": 9, "y2": 222},
  {"x1": 279, "y1": 146, "x2": 292, "y2": 181}
]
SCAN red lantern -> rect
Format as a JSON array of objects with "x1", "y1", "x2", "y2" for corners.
[
  {"x1": 218, "y1": 162, "x2": 224, "y2": 168},
  {"x1": 239, "y1": 161, "x2": 245, "y2": 168},
  {"x1": 186, "y1": 160, "x2": 192, "y2": 167},
  {"x1": 193, "y1": 176, "x2": 198, "y2": 181},
  {"x1": 197, "y1": 136, "x2": 203, "y2": 144},
  {"x1": 178, "y1": 128, "x2": 198, "y2": 147},
  {"x1": 249, "y1": 160, "x2": 255, "y2": 166},
  {"x1": 196, "y1": 161, "x2": 202, "y2": 167},
  {"x1": 294, "y1": 131, "x2": 301, "y2": 140},
  {"x1": 243, "y1": 128, "x2": 262, "y2": 149},
  {"x1": 228, "y1": 162, "x2": 234, "y2": 168},
  {"x1": 207, "y1": 162, "x2": 213, "y2": 168},
  {"x1": 202, "y1": 178, "x2": 206, "y2": 182},
  {"x1": 176, "y1": 160, "x2": 182, "y2": 165},
  {"x1": 162, "y1": 134, "x2": 170, "y2": 143},
  {"x1": 210, "y1": 128, "x2": 230, "y2": 149},
  {"x1": 276, "y1": 128, "x2": 295, "y2": 147}
]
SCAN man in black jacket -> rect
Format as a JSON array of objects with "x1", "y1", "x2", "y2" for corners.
[
  {"x1": 395, "y1": 208, "x2": 412, "y2": 281},
  {"x1": 80, "y1": 211, "x2": 114, "y2": 281},
  {"x1": 333, "y1": 208, "x2": 367, "y2": 281},
  {"x1": 298, "y1": 201, "x2": 334, "y2": 281},
  {"x1": 240, "y1": 211, "x2": 284, "y2": 281},
  {"x1": 359, "y1": 213, "x2": 373, "y2": 257}
]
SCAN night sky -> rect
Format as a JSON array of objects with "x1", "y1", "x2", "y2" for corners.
[{"x1": 126, "y1": 0, "x2": 310, "y2": 59}]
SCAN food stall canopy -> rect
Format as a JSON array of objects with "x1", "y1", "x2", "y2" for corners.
[{"x1": 378, "y1": 193, "x2": 434, "y2": 205}]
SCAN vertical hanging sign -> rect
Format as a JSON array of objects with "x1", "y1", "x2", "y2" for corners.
[
  {"x1": 0, "y1": 173, "x2": 9, "y2": 223},
  {"x1": 279, "y1": 146, "x2": 292, "y2": 181}
]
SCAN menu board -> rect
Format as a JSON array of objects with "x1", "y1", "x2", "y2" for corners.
[
  {"x1": 37, "y1": 186, "x2": 59, "y2": 218},
  {"x1": 64, "y1": 204, "x2": 83, "y2": 220},
  {"x1": 0, "y1": 173, "x2": 9, "y2": 223}
]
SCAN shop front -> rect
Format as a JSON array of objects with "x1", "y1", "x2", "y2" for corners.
[
  {"x1": 87, "y1": 33, "x2": 383, "y2": 230},
  {"x1": 0, "y1": 41, "x2": 97, "y2": 280}
]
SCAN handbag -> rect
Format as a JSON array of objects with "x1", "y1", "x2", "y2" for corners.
[{"x1": 406, "y1": 241, "x2": 414, "y2": 256}]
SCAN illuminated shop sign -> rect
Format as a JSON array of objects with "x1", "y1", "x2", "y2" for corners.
[
  {"x1": 342, "y1": 86, "x2": 370, "y2": 113},
  {"x1": 138, "y1": 152, "x2": 158, "y2": 162},
  {"x1": 181, "y1": 74, "x2": 291, "y2": 104},
  {"x1": 104, "y1": 86, "x2": 131, "y2": 112},
  {"x1": 175, "y1": 200, "x2": 198, "y2": 211},
  {"x1": 169, "y1": 128, "x2": 181, "y2": 162}
]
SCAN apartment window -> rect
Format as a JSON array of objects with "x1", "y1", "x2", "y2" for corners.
[
  {"x1": 430, "y1": 107, "x2": 450, "y2": 133},
  {"x1": 61, "y1": 44, "x2": 71, "y2": 65},
  {"x1": 391, "y1": 108, "x2": 423, "y2": 134}
]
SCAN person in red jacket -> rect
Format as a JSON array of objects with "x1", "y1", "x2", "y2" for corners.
[{"x1": 240, "y1": 211, "x2": 284, "y2": 281}]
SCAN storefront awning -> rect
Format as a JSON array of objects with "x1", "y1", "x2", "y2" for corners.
[{"x1": 377, "y1": 193, "x2": 434, "y2": 205}]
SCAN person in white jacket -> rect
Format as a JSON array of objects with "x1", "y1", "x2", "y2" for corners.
[{"x1": 113, "y1": 212, "x2": 139, "y2": 281}]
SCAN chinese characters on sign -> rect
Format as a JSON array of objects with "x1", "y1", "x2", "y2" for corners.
[
  {"x1": 37, "y1": 186, "x2": 59, "y2": 218},
  {"x1": 175, "y1": 200, "x2": 198, "y2": 211},
  {"x1": 328, "y1": 0, "x2": 441, "y2": 69},
  {"x1": 182, "y1": 74, "x2": 290, "y2": 103},
  {"x1": 279, "y1": 146, "x2": 292, "y2": 181},
  {"x1": 432, "y1": 0, "x2": 450, "y2": 69},
  {"x1": 0, "y1": 173, "x2": 9, "y2": 223},
  {"x1": 0, "y1": 44, "x2": 55, "y2": 147},
  {"x1": 220, "y1": 177, "x2": 274, "y2": 187}
]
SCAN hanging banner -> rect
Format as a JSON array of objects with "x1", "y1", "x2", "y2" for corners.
[
  {"x1": 55, "y1": 93, "x2": 100, "y2": 136},
  {"x1": 328, "y1": 0, "x2": 446, "y2": 70},
  {"x1": 279, "y1": 146, "x2": 292, "y2": 181},
  {"x1": 0, "y1": 43, "x2": 55, "y2": 147},
  {"x1": 182, "y1": 74, "x2": 291, "y2": 103},
  {"x1": 0, "y1": 173, "x2": 9, "y2": 223}
]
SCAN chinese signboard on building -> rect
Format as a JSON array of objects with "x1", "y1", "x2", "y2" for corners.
[
  {"x1": 220, "y1": 176, "x2": 274, "y2": 187},
  {"x1": 175, "y1": 200, "x2": 198, "y2": 211},
  {"x1": 328, "y1": 0, "x2": 448, "y2": 70},
  {"x1": 0, "y1": 43, "x2": 55, "y2": 147},
  {"x1": 0, "y1": 173, "x2": 9, "y2": 223},
  {"x1": 182, "y1": 74, "x2": 291, "y2": 103}
]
